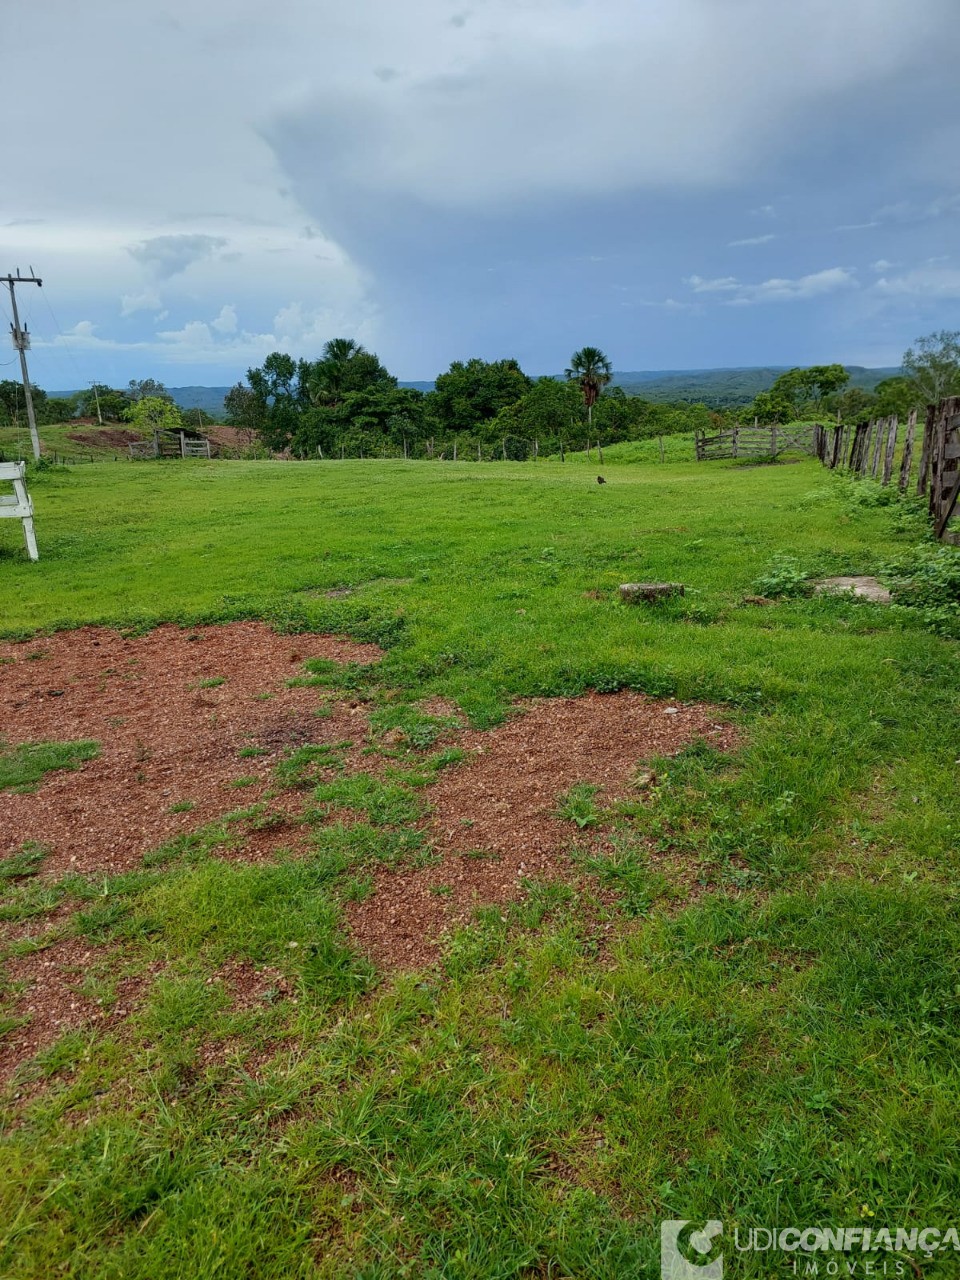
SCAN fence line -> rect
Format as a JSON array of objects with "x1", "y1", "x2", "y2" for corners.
[{"x1": 815, "y1": 397, "x2": 960, "y2": 541}]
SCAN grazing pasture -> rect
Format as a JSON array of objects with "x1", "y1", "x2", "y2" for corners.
[{"x1": 1, "y1": 454, "x2": 959, "y2": 1278}]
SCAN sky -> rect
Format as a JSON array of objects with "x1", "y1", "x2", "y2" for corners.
[{"x1": 3, "y1": 0, "x2": 960, "y2": 389}]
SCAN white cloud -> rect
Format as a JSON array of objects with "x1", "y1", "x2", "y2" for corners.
[
  {"x1": 128, "y1": 234, "x2": 227, "y2": 279},
  {"x1": 685, "y1": 266, "x2": 857, "y2": 306},
  {"x1": 728, "y1": 234, "x2": 777, "y2": 247},
  {"x1": 873, "y1": 265, "x2": 960, "y2": 299},
  {"x1": 686, "y1": 275, "x2": 740, "y2": 293},
  {"x1": 211, "y1": 304, "x2": 238, "y2": 334},
  {"x1": 120, "y1": 289, "x2": 163, "y2": 316},
  {"x1": 38, "y1": 300, "x2": 381, "y2": 371}
]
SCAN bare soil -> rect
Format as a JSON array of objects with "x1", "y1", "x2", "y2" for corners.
[
  {"x1": 65, "y1": 428, "x2": 144, "y2": 450},
  {"x1": 0, "y1": 622, "x2": 382, "y2": 877},
  {"x1": 346, "y1": 693, "x2": 736, "y2": 969},
  {"x1": 1, "y1": 623, "x2": 739, "y2": 1082}
]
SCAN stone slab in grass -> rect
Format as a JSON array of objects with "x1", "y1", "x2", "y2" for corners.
[{"x1": 812, "y1": 576, "x2": 892, "y2": 603}]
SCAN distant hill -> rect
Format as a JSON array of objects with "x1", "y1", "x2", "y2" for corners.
[
  {"x1": 167, "y1": 386, "x2": 232, "y2": 414},
  {"x1": 410, "y1": 366, "x2": 901, "y2": 406},
  {"x1": 605, "y1": 366, "x2": 902, "y2": 407},
  {"x1": 54, "y1": 366, "x2": 903, "y2": 416}
]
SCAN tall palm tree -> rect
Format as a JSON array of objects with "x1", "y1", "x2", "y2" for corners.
[
  {"x1": 566, "y1": 347, "x2": 612, "y2": 427},
  {"x1": 308, "y1": 338, "x2": 365, "y2": 407}
]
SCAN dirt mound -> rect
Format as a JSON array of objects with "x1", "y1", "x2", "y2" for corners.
[
  {"x1": 0, "y1": 622, "x2": 382, "y2": 877},
  {"x1": 66, "y1": 428, "x2": 143, "y2": 449},
  {"x1": 346, "y1": 692, "x2": 736, "y2": 969}
]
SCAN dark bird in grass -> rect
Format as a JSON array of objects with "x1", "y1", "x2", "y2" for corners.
[{"x1": 597, "y1": 475, "x2": 606, "y2": 484}]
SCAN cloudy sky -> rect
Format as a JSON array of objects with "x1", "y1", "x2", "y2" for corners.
[{"x1": 4, "y1": 0, "x2": 960, "y2": 388}]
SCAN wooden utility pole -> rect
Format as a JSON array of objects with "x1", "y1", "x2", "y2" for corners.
[
  {"x1": 3, "y1": 269, "x2": 43, "y2": 461},
  {"x1": 90, "y1": 382, "x2": 103, "y2": 425}
]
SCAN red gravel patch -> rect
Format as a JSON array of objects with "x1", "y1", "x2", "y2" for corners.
[
  {"x1": 0, "y1": 622, "x2": 381, "y2": 877},
  {"x1": 345, "y1": 692, "x2": 736, "y2": 969},
  {"x1": 0, "y1": 937, "x2": 148, "y2": 1084}
]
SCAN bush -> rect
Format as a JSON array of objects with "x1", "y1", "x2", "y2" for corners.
[
  {"x1": 753, "y1": 555, "x2": 810, "y2": 598},
  {"x1": 882, "y1": 544, "x2": 960, "y2": 636}
]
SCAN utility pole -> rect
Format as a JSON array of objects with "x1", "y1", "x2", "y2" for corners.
[
  {"x1": 3, "y1": 269, "x2": 43, "y2": 461},
  {"x1": 90, "y1": 381, "x2": 103, "y2": 425}
]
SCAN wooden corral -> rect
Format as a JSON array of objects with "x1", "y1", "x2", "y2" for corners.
[{"x1": 695, "y1": 423, "x2": 818, "y2": 461}]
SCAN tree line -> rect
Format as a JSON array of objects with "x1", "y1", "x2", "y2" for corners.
[
  {"x1": 222, "y1": 343, "x2": 717, "y2": 459},
  {"x1": 0, "y1": 378, "x2": 219, "y2": 433},
  {"x1": 4, "y1": 331, "x2": 957, "y2": 456},
  {"x1": 747, "y1": 332, "x2": 960, "y2": 425}
]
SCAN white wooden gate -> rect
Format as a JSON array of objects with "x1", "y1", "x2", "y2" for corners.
[{"x1": 0, "y1": 461, "x2": 38, "y2": 560}]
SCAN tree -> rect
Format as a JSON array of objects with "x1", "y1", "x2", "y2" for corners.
[
  {"x1": 565, "y1": 347, "x2": 612, "y2": 427},
  {"x1": 834, "y1": 387, "x2": 876, "y2": 421},
  {"x1": 872, "y1": 377, "x2": 921, "y2": 419},
  {"x1": 491, "y1": 377, "x2": 584, "y2": 441},
  {"x1": 902, "y1": 331, "x2": 960, "y2": 404},
  {"x1": 750, "y1": 389, "x2": 794, "y2": 424},
  {"x1": 126, "y1": 378, "x2": 172, "y2": 404},
  {"x1": 429, "y1": 358, "x2": 532, "y2": 434},
  {"x1": 767, "y1": 364, "x2": 849, "y2": 418},
  {"x1": 224, "y1": 382, "x2": 268, "y2": 443},
  {"x1": 124, "y1": 396, "x2": 183, "y2": 434},
  {"x1": 245, "y1": 352, "x2": 307, "y2": 450},
  {"x1": 39, "y1": 395, "x2": 79, "y2": 425},
  {"x1": 76, "y1": 384, "x2": 129, "y2": 422},
  {"x1": 306, "y1": 339, "x2": 395, "y2": 408},
  {"x1": 0, "y1": 379, "x2": 25, "y2": 425}
]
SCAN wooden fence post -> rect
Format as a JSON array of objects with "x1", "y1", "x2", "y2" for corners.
[
  {"x1": 882, "y1": 415, "x2": 898, "y2": 486},
  {"x1": 870, "y1": 418, "x2": 884, "y2": 477},
  {"x1": 932, "y1": 398, "x2": 960, "y2": 538},
  {"x1": 898, "y1": 409, "x2": 917, "y2": 492},
  {"x1": 917, "y1": 405, "x2": 935, "y2": 498}
]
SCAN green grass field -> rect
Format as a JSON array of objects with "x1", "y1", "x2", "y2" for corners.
[{"x1": 1, "y1": 454, "x2": 959, "y2": 1278}]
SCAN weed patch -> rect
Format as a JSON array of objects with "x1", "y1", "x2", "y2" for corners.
[{"x1": 0, "y1": 740, "x2": 100, "y2": 793}]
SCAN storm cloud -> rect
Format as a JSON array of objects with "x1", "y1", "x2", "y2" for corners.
[{"x1": 4, "y1": 0, "x2": 960, "y2": 384}]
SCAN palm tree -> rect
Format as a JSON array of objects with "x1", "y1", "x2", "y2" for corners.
[
  {"x1": 308, "y1": 338, "x2": 365, "y2": 407},
  {"x1": 565, "y1": 347, "x2": 612, "y2": 427}
]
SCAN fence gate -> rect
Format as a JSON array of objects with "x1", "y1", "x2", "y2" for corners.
[
  {"x1": 695, "y1": 423, "x2": 817, "y2": 461},
  {"x1": 0, "y1": 461, "x2": 38, "y2": 560}
]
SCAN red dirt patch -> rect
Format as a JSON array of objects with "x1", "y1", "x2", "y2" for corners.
[
  {"x1": 66, "y1": 427, "x2": 142, "y2": 449},
  {"x1": 346, "y1": 692, "x2": 736, "y2": 969},
  {"x1": 0, "y1": 936, "x2": 149, "y2": 1085},
  {"x1": 0, "y1": 622, "x2": 381, "y2": 877}
]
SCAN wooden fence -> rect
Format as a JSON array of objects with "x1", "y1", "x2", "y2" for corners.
[
  {"x1": 129, "y1": 431, "x2": 213, "y2": 460},
  {"x1": 694, "y1": 422, "x2": 818, "y2": 461},
  {"x1": 815, "y1": 396, "x2": 960, "y2": 541}
]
